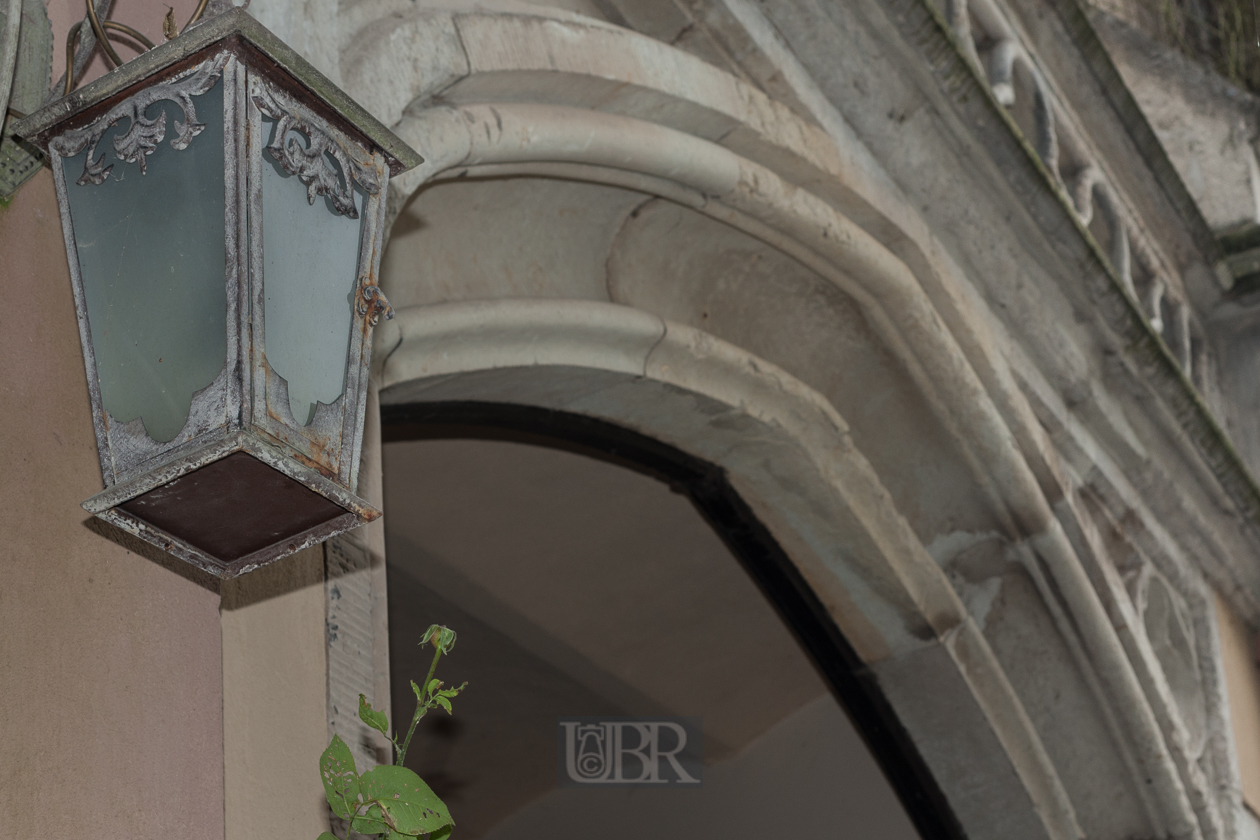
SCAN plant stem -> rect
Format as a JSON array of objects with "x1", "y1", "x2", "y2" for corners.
[
  {"x1": 341, "y1": 802, "x2": 365, "y2": 840},
  {"x1": 396, "y1": 646, "x2": 442, "y2": 766}
]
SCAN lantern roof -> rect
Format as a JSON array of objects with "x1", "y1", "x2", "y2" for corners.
[{"x1": 13, "y1": 6, "x2": 422, "y2": 175}]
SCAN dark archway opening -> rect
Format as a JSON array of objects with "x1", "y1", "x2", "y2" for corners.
[{"x1": 383, "y1": 400, "x2": 964, "y2": 840}]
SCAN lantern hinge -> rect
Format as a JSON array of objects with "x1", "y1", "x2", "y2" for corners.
[{"x1": 357, "y1": 280, "x2": 393, "y2": 326}]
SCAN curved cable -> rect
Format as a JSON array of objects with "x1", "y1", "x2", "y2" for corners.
[
  {"x1": 61, "y1": 17, "x2": 156, "y2": 96},
  {"x1": 84, "y1": 0, "x2": 122, "y2": 68},
  {"x1": 182, "y1": 0, "x2": 210, "y2": 34},
  {"x1": 104, "y1": 20, "x2": 154, "y2": 51},
  {"x1": 63, "y1": 20, "x2": 81, "y2": 95}
]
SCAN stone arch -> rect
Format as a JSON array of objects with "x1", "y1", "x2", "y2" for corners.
[
  {"x1": 346, "y1": 6, "x2": 1221, "y2": 838},
  {"x1": 374, "y1": 298, "x2": 1074, "y2": 840}
]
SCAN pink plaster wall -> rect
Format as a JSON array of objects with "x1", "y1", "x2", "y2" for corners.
[{"x1": 0, "y1": 171, "x2": 225, "y2": 839}]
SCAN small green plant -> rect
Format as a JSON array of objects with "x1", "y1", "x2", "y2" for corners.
[{"x1": 317, "y1": 624, "x2": 468, "y2": 840}]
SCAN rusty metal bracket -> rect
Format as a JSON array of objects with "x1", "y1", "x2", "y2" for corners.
[{"x1": 357, "y1": 280, "x2": 392, "y2": 326}]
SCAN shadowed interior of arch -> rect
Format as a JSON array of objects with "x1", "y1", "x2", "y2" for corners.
[{"x1": 380, "y1": 401, "x2": 962, "y2": 840}]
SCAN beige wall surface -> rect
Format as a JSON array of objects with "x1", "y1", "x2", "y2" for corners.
[
  {"x1": 221, "y1": 548, "x2": 329, "y2": 840},
  {"x1": 0, "y1": 172, "x2": 225, "y2": 838},
  {"x1": 1217, "y1": 591, "x2": 1260, "y2": 816}
]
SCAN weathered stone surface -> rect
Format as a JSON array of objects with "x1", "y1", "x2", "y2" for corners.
[{"x1": 1089, "y1": 8, "x2": 1260, "y2": 235}]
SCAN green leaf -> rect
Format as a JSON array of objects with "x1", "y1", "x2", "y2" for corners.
[
  {"x1": 319, "y1": 735, "x2": 360, "y2": 820},
  {"x1": 435, "y1": 695, "x2": 452, "y2": 714},
  {"x1": 360, "y1": 765, "x2": 453, "y2": 835},
  {"x1": 428, "y1": 827, "x2": 454, "y2": 840},
  {"x1": 438, "y1": 682, "x2": 466, "y2": 698},
  {"x1": 316, "y1": 833, "x2": 341, "y2": 840},
  {"x1": 419, "y1": 625, "x2": 458, "y2": 653},
  {"x1": 352, "y1": 802, "x2": 390, "y2": 836},
  {"x1": 360, "y1": 694, "x2": 390, "y2": 736},
  {"x1": 411, "y1": 680, "x2": 423, "y2": 703},
  {"x1": 427, "y1": 678, "x2": 441, "y2": 697},
  {"x1": 438, "y1": 627, "x2": 457, "y2": 653}
]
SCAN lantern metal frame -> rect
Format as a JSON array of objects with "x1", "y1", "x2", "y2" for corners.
[{"x1": 14, "y1": 8, "x2": 422, "y2": 578}]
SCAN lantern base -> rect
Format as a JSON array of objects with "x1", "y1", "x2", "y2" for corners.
[{"x1": 83, "y1": 430, "x2": 380, "y2": 578}]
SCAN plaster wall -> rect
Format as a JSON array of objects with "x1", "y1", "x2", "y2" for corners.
[
  {"x1": 1218, "y1": 591, "x2": 1260, "y2": 816},
  {"x1": 221, "y1": 546, "x2": 329, "y2": 840},
  {"x1": 0, "y1": 170, "x2": 225, "y2": 839}
]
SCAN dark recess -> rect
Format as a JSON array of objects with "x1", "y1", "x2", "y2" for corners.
[{"x1": 383, "y1": 400, "x2": 966, "y2": 840}]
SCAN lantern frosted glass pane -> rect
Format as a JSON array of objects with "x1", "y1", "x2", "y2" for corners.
[
  {"x1": 62, "y1": 80, "x2": 227, "y2": 443},
  {"x1": 260, "y1": 120, "x2": 363, "y2": 426}
]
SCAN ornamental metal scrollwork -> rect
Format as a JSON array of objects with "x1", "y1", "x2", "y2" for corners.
[
  {"x1": 251, "y1": 82, "x2": 379, "y2": 219},
  {"x1": 50, "y1": 54, "x2": 229, "y2": 186}
]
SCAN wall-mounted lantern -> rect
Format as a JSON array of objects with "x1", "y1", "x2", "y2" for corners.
[{"x1": 13, "y1": 8, "x2": 421, "y2": 578}]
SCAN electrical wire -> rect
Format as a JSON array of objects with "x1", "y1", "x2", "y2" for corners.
[
  {"x1": 62, "y1": 15, "x2": 158, "y2": 96},
  {"x1": 84, "y1": 0, "x2": 122, "y2": 68},
  {"x1": 63, "y1": 21, "x2": 81, "y2": 95},
  {"x1": 182, "y1": 0, "x2": 210, "y2": 35},
  {"x1": 103, "y1": 20, "x2": 155, "y2": 51}
]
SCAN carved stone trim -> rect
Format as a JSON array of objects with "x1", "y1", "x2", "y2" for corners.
[
  {"x1": 251, "y1": 80, "x2": 379, "y2": 218},
  {"x1": 49, "y1": 52, "x2": 230, "y2": 186}
]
